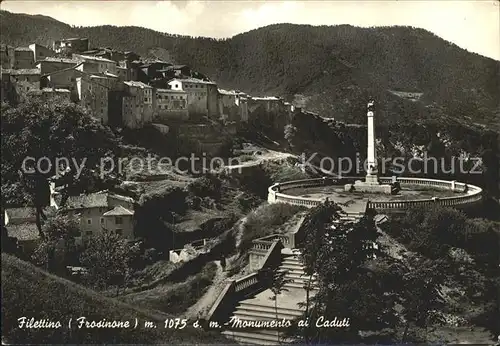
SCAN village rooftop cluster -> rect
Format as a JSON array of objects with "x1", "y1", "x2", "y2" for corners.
[{"x1": 0, "y1": 37, "x2": 297, "y2": 129}]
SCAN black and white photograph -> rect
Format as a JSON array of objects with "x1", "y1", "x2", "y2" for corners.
[{"x1": 1, "y1": 0, "x2": 499, "y2": 344}]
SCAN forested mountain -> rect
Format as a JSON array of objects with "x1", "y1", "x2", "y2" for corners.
[{"x1": 1, "y1": 10, "x2": 499, "y2": 129}]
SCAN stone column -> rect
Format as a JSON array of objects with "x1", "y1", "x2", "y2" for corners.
[
  {"x1": 367, "y1": 100, "x2": 377, "y2": 175},
  {"x1": 365, "y1": 100, "x2": 379, "y2": 185}
]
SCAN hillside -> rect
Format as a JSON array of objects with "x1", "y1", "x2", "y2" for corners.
[
  {"x1": 1, "y1": 254, "x2": 229, "y2": 344},
  {"x1": 1, "y1": 10, "x2": 498, "y2": 129}
]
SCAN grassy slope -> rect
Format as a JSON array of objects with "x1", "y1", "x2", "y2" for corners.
[{"x1": 1, "y1": 254, "x2": 229, "y2": 344}]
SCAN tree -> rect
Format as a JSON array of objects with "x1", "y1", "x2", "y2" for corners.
[
  {"x1": 31, "y1": 214, "x2": 81, "y2": 274},
  {"x1": 1, "y1": 97, "x2": 120, "y2": 238},
  {"x1": 79, "y1": 229, "x2": 132, "y2": 294},
  {"x1": 297, "y1": 201, "x2": 340, "y2": 327},
  {"x1": 297, "y1": 201, "x2": 390, "y2": 343},
  {"x1": 267, "y1": 269, "x2": 294, "y2": 344},
  {"x1": 389, "y1": 255, "x2": 445, "y2": 342}
]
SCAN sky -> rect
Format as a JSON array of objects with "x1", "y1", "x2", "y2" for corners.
[{"x1": 1, "y1": 0, "x2": 499, "y2": 61}]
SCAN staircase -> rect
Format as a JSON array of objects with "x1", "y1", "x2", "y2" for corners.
[
  {"x1": 216, "y1": 206, "x2": 367, "y2": 345},
  {"x1": 222, "y1": 250, "x2": 318, "y2": 345},
  {"x1": 339, "y1": 209, "x2": 365, "y2": 223}
]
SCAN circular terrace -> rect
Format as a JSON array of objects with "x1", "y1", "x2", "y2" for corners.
[{"x1": 267, "y1": 177, "x2": 483, "y2": 213}]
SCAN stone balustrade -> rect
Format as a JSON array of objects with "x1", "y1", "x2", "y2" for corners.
[
  {"x1": 268, "y1": 177, "x2": 483, "y2": 212},
  {"x1": 207, "y1": 238, "x2": 284, "y2": 325},
  {"x1": 234, "y1": 273, "x2": 259, "y2": 292}
]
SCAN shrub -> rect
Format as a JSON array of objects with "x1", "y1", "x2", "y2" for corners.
[
  {"x1": 187, "y1": 175, "x2": 221, "y2": 199},
  {"x1": 240, "y1": 203, "x2": 304, "y2": 251}
]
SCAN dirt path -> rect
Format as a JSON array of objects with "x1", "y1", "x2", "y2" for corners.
[
  {"x1": 182, "y1": 215, "x2": 248, "y2": 320},
  {"x1": 184, "y1": 260, "x2": 225, "y2": 320}
]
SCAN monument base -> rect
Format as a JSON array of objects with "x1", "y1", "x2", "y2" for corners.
[{"x1": 344, "y1": 175, "x2": 392, "y2": 194}]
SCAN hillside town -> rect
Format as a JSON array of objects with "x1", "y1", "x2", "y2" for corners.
[
  {"x1": 2, "y1": 15, "x2": 498, "y2": 346},
  {"x1": 1, "y1": 38, "x2": 296, "y2": 131},
  {"x1": 0, "y1": 37, "x2": 301, "y2": 259}
]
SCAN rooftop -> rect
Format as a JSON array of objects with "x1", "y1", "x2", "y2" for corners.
[
  {"x1": 41, "y1": 88, "x2": 71, "y2": 93},
  {"x1": 7, "y1": 223, "x2": 40, "y2": 241},
  {"x1": 64, "y1": 191, "x2": 108, "y2": 210},
  {"x1": 218, "y1": 89, "x2": 238, "y2": 96},
  {"x1": 74, "y1": 54, "x2": 116, "y2": 64},
  {"x1": 37, "y1": 57, "x2": 80, "y2": 64},
  {"x1": 124, "y1": 80, "x2": 152, "y2": 89},
  {"x1": 251, "y1": 96, "x2": 281, "y2": 101},
  {"x1": 5, "y1": 68, "x2": 40, "y2": 75},
  {"x1": 5, "y1": 207, "x2": 36, "y2": 223},
  {"x1": 168, "y1": 77, "x2": 215, "y2": 85},
  {"x1": 15, "y1": 47, "x2": 32, "y2": 52},
  {"x1": 59, "y1": 37, "x2": 88, "y2": 42},
  {"x1": 103, "y1": 205, "x2": 134, "y2": 216}
]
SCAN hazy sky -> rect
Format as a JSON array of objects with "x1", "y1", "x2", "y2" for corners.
[{"x1": 2, "y1": 0, "x2": 499, "y2": 60}]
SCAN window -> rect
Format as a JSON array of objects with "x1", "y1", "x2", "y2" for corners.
[
  {"x1": 115, "y1": 216, "x2": 123, "y2": 225},
  {"x1": 86, "y1": 230, "x2": 92, "y2": 236},
  {"x1": 115, "y1": 229, "x2": 123, "y2": 236},
  {"x1": 87, "y1": 219, "x2": 92, "y2": 225},
  {"x1": 175, "y1": 84, "x2": 178, "y2": 88},
  {"x1": 100, "y1": 217, "x2": 104, "y2": 224}
]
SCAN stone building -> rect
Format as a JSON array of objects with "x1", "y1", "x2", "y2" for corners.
[
  {"x1": 61, "y1": 191, "x2": 135, "y2": 242},
  {"x1": 35, "y1": 57, "x2": 80, "y2": 75},
  {"x1": 168, "y1": 77, "x2": 218, "y2": 119},
  {"x1": 218, "y1": 89, "x2": 249, "y2": 123},
  {"x1": 28, "y1": 43, "x2": 55, "y2": 62},
  {"x1": 28, "y1": 88, "x2": 72, "y2": 102},
  {"x1": 42, "y1": 64, "x2": 81, "y2": 91},
  {"x1": 13, "y1": 47, "x2": 34, "y2": 69},
  {"x1": 5, "y1": 68, "x2": 41, "y2": 96},
  {"x1": 121, "y1": 81, "x2": 154, "y2": 129},
  {"x1": 76, "y1": 73, "x2": 118, "y2": 124},
  {"x1": 73, "y1": 54, "x2": 117, "y2": 75},
  {"x1": 154, "y1": 88, "x2": 189, "y2": 122},
  {"x1": 53, "y1": 38, "x2": 89, "y2": 55},
  {"x1": 1, "y1": 45, "x2": 12, "y2": 68}
]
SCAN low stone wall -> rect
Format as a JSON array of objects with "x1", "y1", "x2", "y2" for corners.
[
  {"x1": 206, "y1": 238, "x2": 284, "y2": 325},
  {"x1": 268, "y1": 177, "x2": 483, "y2": 212}
]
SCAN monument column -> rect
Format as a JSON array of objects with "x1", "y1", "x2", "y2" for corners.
[
  {"x1": 345, "y1": 99, "x2": 391, "y2": 193},
  {"x1": 366, "y1": 100, "x2": 378, "y2": 180}
]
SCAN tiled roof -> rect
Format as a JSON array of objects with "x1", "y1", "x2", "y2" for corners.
[
  {"x1": 37, "y1": 57, "x2": 80, "y2": 64},
  {"x1": 5, "y1": 207, "x2": 36, "y2": 223},
  {"x1": 7, "y1": 223, "x2": 40, "y2": 241},
  {"x1": 251, "y1": 96, "x2": 281, "y2": 101},
  {"x1": 104, "y1": 72, "x2": 118, "y2": 78},
  {"x1": 103, "y1": 205, "x2": 134, "y2": 216},
  {"x1": 218, "y1": 89, "x2": 238, "y2": 96},
  {"x1": 64, "y1": 191, "x2": 108, "y2": 209},
  {"x1": 42, "y1": 63, "x2": 83, "y2": 77},
  {"x1": 74, "y1": 54, "x2": 115, "y2": 63},
  {"x1": 168, "y1": 77, "x2": 215, "y2": 85},
  {"x1": 41, "y1": 88, "x2": 71, "y2": 93},
  {"x1": 6, "y1": 68, "x2": 40, "y2": 75},
  {"x1": 61, "y1": 37, "x2": 87, "y2": 41},
  {"x1": 124, "y1": 81, "x2": 152, "y2": 88}
]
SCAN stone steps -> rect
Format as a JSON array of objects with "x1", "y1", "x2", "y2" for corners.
[
  {"x1": 234, "y1": 308, "x2": 303, "y2": 321},
  {"x1": 222, "y1": 250, "x2": 316, "y2": 345},
  {"x1": 237, "y1": 302, "x2": 304, "y2": 317},
  {"x1": 221, "y1": 330, "x2": 294, "y2": 345}
]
